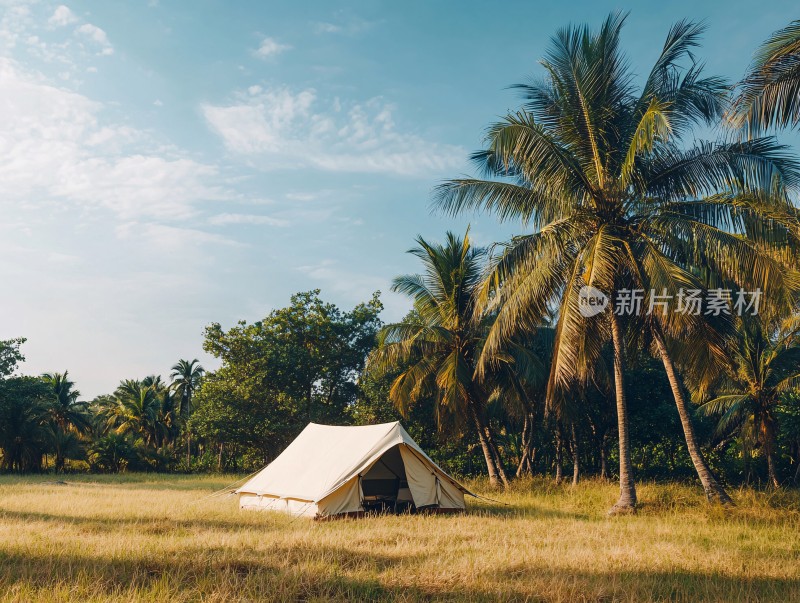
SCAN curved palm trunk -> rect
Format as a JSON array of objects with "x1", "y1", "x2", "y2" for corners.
[
  {"x1": 516, "y1": 412, "x2": 535, "y2": 477},
  {"x1": 609, "y1": 311, "x2": 637, "y2": 514},
  {"x1": 763, "y1": 417, "x2": 780, "y2": 489},
  {"x1": 570, "y1": 422, "x2": 579, "y2": 486},
  {"x1": 652, "y1": 330, "x2": 734, "y2": 505},
  {"x1": 600, "y1": 437, "x2": 609, "y2": 480},
  {"x1": 483, "y1": 424, "x2": 509, "y2": 487},
  {"x1": 554, "y1": 424, "x2": 564, "y2": 484},
  {"x1": 468, "y1": 403, "x2": 501, "y2": 487}
]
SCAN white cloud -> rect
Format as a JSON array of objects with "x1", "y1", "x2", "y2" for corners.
[
  {"x1": 312, "y1": 16, "x2": 377, "y2": 36},
  {"x1": 253, "y1": 37, "x2": 289, "y2": 59},
  {"x1": 75, "y1": 23, "x2": 113, "y2": 56},
  {"x1": 0, "y1": 58, "x2": 225, "y2": 221},
  {"x1": 296, "y1": 259, "x2": 409, "y2": 319},
  {"x1": 208, "y1": 212, "x2": 289, "y2": 227},
  {"x1": 48, "y1": 5, "x2": 78, "y2": 28},
  {"x1": 116, "y1": 222, "x2": 243, "y2": 251},
  {"x1": 314, "y1": 22, "x2": 342, "y2": 34},
  {"x1": 201, "y1": 87, "x2": 466, "y2": 177}
]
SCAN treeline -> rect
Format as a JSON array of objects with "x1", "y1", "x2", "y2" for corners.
[
  {"x1": 0, "y1": 339, "x2": 205, "y2": 473},
  {"x1": 1, "y1": 280, "x2": 799, "y2": 491}
]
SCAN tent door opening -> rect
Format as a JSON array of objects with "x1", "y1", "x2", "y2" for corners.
[{"x1": 360, "y1": 444, "x2": 415, "y2": 514}]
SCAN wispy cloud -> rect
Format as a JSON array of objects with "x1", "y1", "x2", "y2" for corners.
[
  {"x1": 75, "y1": 23, "x2": 113, "y2": 55},
  {"x1": 47, "y1": 5, "x2": 78, "y2": 28},
  {"x1": 0, "y1": 58, "x2": 226, "y2": 221},
  {"x1": 312, "y1": 14, "x2": 378, "y2": 36},
  {"x1": 208, "y1": 212, "x2": 289, "y2": 227},
  {"x1": 253, "y1": 36, "x2": 289, "y2": 59},
  {"x1": 201, "y1": 86, "x2": 466, "y2": 177},
  {"x1": 296, "y1": 259, "x2": 409, "y2": 319}
]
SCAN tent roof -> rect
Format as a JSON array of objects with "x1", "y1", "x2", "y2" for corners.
[{"x1": 236, "y1": 421, "x2": 471, "y2": 503}]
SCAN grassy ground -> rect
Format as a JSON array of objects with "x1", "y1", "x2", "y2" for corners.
[{"x1": 0, "y1": 475, "x2": 798, "y2": 602}]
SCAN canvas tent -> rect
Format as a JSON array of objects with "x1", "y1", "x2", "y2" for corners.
[{"x1": 237, "y1": 421, "x2": 473, "y2": 518}]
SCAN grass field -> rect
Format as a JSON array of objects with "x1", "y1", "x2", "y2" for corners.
[{"x1": 0, "y1": 475, "x2": 798, "y2": 602}]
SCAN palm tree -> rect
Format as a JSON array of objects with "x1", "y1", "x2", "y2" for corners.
[
  {"x1": 729, "y1": 20, "x2": 800, "y2": 133},
  {"x1": 99, "y1": 379, "x2": 163, "y2": 448},
  {"x1": 170, "y1": 359, "x2": 205, "y2": 467},
  {"x1": 41, "y1": 372, "x2": 90, "y2": 472},
  {"x1": 435, "y1": 14, "x2": 799, "y2": 511},
  {"x1": 367, "y1": 231, "x2": 511, "y2": 487},
  {"x1": 698, "y1": 314, "x2": 800, "y2": 488},
  {"x1": 42, "y1": 371, "x2": 90, "y2": 434}
]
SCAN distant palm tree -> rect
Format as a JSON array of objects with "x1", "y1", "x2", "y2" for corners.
[
  {"x1": 699, "y1": 314, "x2": 800, "y2": 488},
  {"x1": 367, "y1": 231, "x2": 510, "y2": 487},
  {"x1": 99, "y1": 379, "x2": 163, "y2": 448},
  {"x1": 435, "y1": 14, "x2": 799, "y2": 510},
  {"x1": 170, "y1": 359, "x2": 205, "y2": 467},
  {"x1": 730, "y1": 20, "x2": 800, "y2": 132},
  {"x1": 41, "y1": 371, "x2": 90, "y2": 472},
  {"x1": 42, "y1": 371, "x2": 90, "y2": 434},
  {"x1": 45, "y1": 426, "x2": 83, "y2": 473}
]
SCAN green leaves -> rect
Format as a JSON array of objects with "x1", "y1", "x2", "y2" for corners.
[{"x1": 729, "y1": 20, "x2": 800, "y2": 133}]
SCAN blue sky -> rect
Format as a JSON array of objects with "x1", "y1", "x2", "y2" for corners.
[{"x1": 0, "y1": 0, "x2": 797, "y2": 397}]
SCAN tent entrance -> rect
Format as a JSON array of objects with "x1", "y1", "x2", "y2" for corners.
[{"x1": 360, "y1": 444, "x2": 417, "y2": 514}]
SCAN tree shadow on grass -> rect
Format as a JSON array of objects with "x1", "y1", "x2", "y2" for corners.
[
  {"x1": 0, "y1": 547, "x2": 798, "y2": 602},
  {"x1": 0, "y1": 508, "x2": 281, "y2": 535}
]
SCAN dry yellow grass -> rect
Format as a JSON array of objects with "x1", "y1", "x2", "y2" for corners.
[{"x1": 0, "y1": 474, "x2": 798, "y2": 602}]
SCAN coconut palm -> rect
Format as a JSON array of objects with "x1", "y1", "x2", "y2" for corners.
[
  {"x1": 730, "y1": 20, "x2": 800, "y2": 133},
  {"x1": 170, "y1": 359, "x2": 205, "y2": 467},
  {"x1": 42, "y1": 371, "x2": 90, "y2": 435},
  {"x1": 99, "y1": 379, "x2": 163, "y2": 448},
  {"x1": 170, "y1": 360, "x2": 205, "y2": 418},
  {"x1": 367, "y1": 231, "x2": 511, "y2": 487},
  {"x1": 45, "y1": 425, "x2": 83, "y2": 473},
  {"x1": 41, "y1": 371, "x2": 90, "y2": 472},
  {"x1": 435, "y1": 14, "x2": 800, "y2": 511},
  {"x1": 698, "y1": 314, "x2": 800, "y2": 488}
]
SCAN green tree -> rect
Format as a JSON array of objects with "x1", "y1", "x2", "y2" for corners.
[
  {"x1": 699, "y1": 314, "x2": 800, "y2": 487},
  {"x1": 88, "y1": 433, "x2": 137, "y2": 473},
  {"x1": 368, "y1": 231, "x2": 512, "y2": 487},
  {"x1": 0, "y1": 338, "x2": 25, "y2": 378},
  {"x1": 435, "y1": 14, "x2": 798, "y2": 510},
  {"x1": 197, "y1": 290, "x2": 383, "y2": 467},
  {"x1": 98, "y1": 379, "x2": 163, "y2": 449},
  {"x1": 730, "y1": 20, "x2": 800, "y2": 132},
  {"x1": 41, "y1": 371, "x2": 90, "y2": 472},
  {"x1": 170, "y1": 359, "x2": 205, "y2": 466},
  {"x1": 0, "y1": 377, "x2": 52, "y2": 472},
  {"x1": 42, "y1": 371, "x2": 90, "y2": 434}
]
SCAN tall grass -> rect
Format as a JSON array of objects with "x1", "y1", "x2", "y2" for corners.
[{"x1": 0, "y1": 474, "x2": 798, "y2": 601}]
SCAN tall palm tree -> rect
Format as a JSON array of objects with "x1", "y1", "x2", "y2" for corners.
[
  {"x1": 367, "y1": 231, "x2": 511, "y2": 487},
  {"x1": 170, "y1": 359, "x2": 205, "y2": 467},
  {"x1": 730, "y1": 20, "x2": 800, "y2": 133},
  {"x1": 698, "y1": 314, "x2": 800, "y2": 488},
  {"x1": 435, "y1": 14, "x2": 799, "y2": 511}
]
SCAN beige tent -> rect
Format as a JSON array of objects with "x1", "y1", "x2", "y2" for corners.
[{"x1": 237, "y1": 421, "x2": 472, "y2": 519}]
